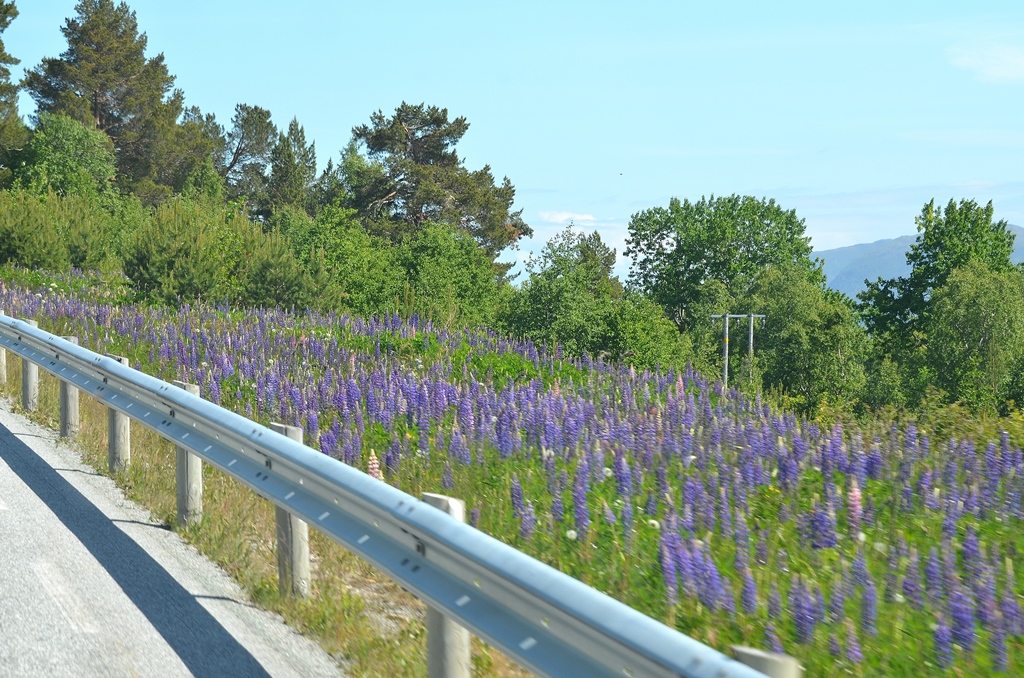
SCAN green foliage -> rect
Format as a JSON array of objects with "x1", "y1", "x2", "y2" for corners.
[
  {"x1": 348, "y1": 102, "x2": 530, "y2": 259},
  {"x1": 607, "y1": 294, "x2": 692, "y2": 370},
  {"x1": 23, "y1": 1, "x2": 219, "y2": 200},
  {"x1": 180, "y1": 155, "x2": 224, "y2": 202},
  {"x1": 0, "y1": 0, "x2": 27, "y2": 185},
  {"x1": 0, "y1": 189, "x2": 139, "y2": 272},
  {"x1": 236, "y1": 226, "x2": 341, "y2": 311},
  {"x1": 499, "y1": 226, "x2": 691, "y2": 369},
  {"x1": 399, "y1": 223, "x2": 501, "y2": 328},
  {"x1": 14, "y1": 113, "x2": 116, "y2": 197},
  {"x1": 925, "y1": 260, "x2": 1024, "y2": 413},
  {"x1": 125, "y1": 197, "x2": 342, "y2": 310},
  {"x1": 272, "y1": 203, "x2": 404, "y2": 317},
  {"x1": 858, "y1": 198, "x2": 1017, "y2": 407},
  {"x1": 859, "y1": 199, "x2": 1015, "y2": 344},
  {"x1": 499, "y1": 226, "x2": 620, "y2": 359},
  {"x1": 0, "y1": 190, "x2": 70, "y2": 269},
  {"x1": 624, "y1": 194, "x2": 814, "y2": 328},
  {"x1": 265, "y1": 117, "x2": 316, "y2": 215},
  {"x1": 861, "y1": 355, "x2": 906, "y2": 411},
  {"x1": 123, "y1": 198, "x2": 233, "y2": 303},
  {"x1": 219, "y1": 103, "x2": 276, "y2": 201},
  {"x1": 743, "y1": 264, "x2": 868, "y2": 413}
]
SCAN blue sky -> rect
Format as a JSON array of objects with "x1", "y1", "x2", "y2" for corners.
[{"x1": 7, "y1": 1, "x2": 1024, "y2": 278}]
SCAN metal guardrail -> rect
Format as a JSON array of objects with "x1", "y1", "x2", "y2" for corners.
[{"x1": 0, "y1": 313, "x2": 770, "y2": 678}]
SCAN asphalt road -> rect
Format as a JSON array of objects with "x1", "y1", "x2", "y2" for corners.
[{"x1": 0, "y1": 397, "x2": 344, "y2": 677}]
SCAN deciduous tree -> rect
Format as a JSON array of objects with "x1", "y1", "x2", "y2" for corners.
[
  {"x1": 14, "y1": 113, "x2": 115, "y2": 197},
  {"x1": 925, "y1": 261, "x2": 1024, "y2": 412},
  {"x1": 625, "y1": 194, "x2": 814, "y2": 327},
  {"x1": 857, "y1": 198, "x2": 1016, "y2": 402}
]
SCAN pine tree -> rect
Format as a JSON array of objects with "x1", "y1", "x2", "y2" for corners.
[
  {"x1": 265, "y1": 117, "x2": 316, "y2": 215},
  {"x1": 0, "y1": 1, "x2": 27, "y2": 181},
  {"x1": 23, "y1": 0, "x2": 219, "y2": 199},
  {"x1": 348, "y1": 102, "x2": 530, "y2": 259}
]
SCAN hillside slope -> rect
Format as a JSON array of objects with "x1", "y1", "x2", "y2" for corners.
[{"x1": 816, "y1": 224, "x2": 1024, "y2": 298}]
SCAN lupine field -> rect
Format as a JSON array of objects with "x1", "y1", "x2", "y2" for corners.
[{"x1": 4, "y1": 268, "x2": 1024, "y2": 676}]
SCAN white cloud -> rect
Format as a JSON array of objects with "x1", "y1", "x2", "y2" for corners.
[
  {"x1": 949, "y1": 45, "x2": 1024, "y2": 83},
  {"x1": 537, "y1": 211, "x2": 597, "y2": 224}
]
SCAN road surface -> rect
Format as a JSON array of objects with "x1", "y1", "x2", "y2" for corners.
[{"x1": 0, "y1": 396, "x2": 344, "y2": 677}]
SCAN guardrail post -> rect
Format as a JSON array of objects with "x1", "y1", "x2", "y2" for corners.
[
  {"x1": 270, "y1": 422, "x2": 310, "y2": 599},
  {"x1": 173, "y1": 380, "x2": 203, "y2": 526},
  {"x1": 59, "y1": 336, "x2": 80, "y2": 438},
  {"x1": 106, "y1": 354, "x2": 130, "y2": 473},
  {"x1": 21, "y1": 319, "x2": 38, "y2": 411},
  {"x1": 731, "y1": 646, "x2": 802, "y2": 678},
  {"x1": 422, "y1": 493, "x2": 471, "y2": 678}
]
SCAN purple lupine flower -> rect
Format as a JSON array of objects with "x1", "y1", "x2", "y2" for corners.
[
  {"x1": 934, "y1": 615, "x2": 954, "y2": 669},
  {"x1": 603, "y1": 500, "x2": 617, "y2": 525},
  {"x1": 722, "y1": 572, "x2": 740, "y2": 616},
  {"x1": 828, "y1": 633, "x2": 841, "y2": 657},
  {"x1": 792, "y1": 579, "x2": 814, "y2": 644},
  {"x1": 765, "y1": 623, "x2": 784, "y2": 654},
  {"x1": 660, "y1": 541, "x2": 678, "y2": 606},
  {"x1": 845, "y1": 621, "x2": 863, "y2": 664},
  {"x1": 573, "y1": 461, "x2": 590, "y2": 537},
  {"x1": 741, "y1": 568, "x2": 758, "y2": 614},
  {"x1": 861, "y1": 576, "x2": 877, "y2": 636},
  {"x1": 991, "y1": 613, "x2": 1009, "y2": 672},
  {"x1": 622, "y1": 499, "x2": 634, "y2": 548},
  {"x1": 810, "y1": 503, "x2": 837, "y2": 549},
  {"x1": 903, "y1": 551, "x2": 924, "y2": 609},
  {"x1": 520, "y1": 500, "x2": 536, "y2": 541},
  {"x1": 442, "y1": 462, "x2": 453, "y2": 490},
  {"x1": 469, "y1": 507, "x2": 480, "y2": 528},
  {"x1": 926, "y1": 547, "x2": 944, "y2": 605},
  {"x1": 1000, "y1": 579, "x2": 1022, "y2": 637},
  {"x1": 852, "y1": 548, "x2": 869, "y2": 587},
  {"x1": 863, "y1": 496, "x2": 875, "y2": 527},
  {"x1": 510, "y1": 474, "x2": 524, "y2": 519},
  {"x1": 813, "y1": 584, "x2": 826, "y2": 627},
  {"x1": 768, "y1": 582, "x2": 782, "y2": 620},
  {"x1": 644, "y1": 491, "x2": 657, "y2": 516},
  {"x1": 829, "y1": 578, "x2": 846, "y2": 623},
  {"x1": 977, "y1": 569, "x2": 999, "y2": 630},
  {"x1": 756, "y1": 531, "x2": 769, "y2": 565},
  {"x1": 551, "y1": 493, "x2": 564, "y2": 523},
  {"x1": 949, "y1": 584, "x2": 977, "y2": 653},
  {"x1": 613, "y1": 452, "x2": 631, "y2": 496}
]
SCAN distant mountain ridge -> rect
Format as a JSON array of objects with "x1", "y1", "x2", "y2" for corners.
[{"x1": 815, "y1": 225, "x2": 1024, "y2": 299}]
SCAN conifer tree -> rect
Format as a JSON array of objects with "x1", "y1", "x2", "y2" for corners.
[
  {"x1": 23, "y1": 0, "x2": 219, "y2": 199},
  {"x1": 0, "y1": 1, "x2": 27, "y2": 182}
]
